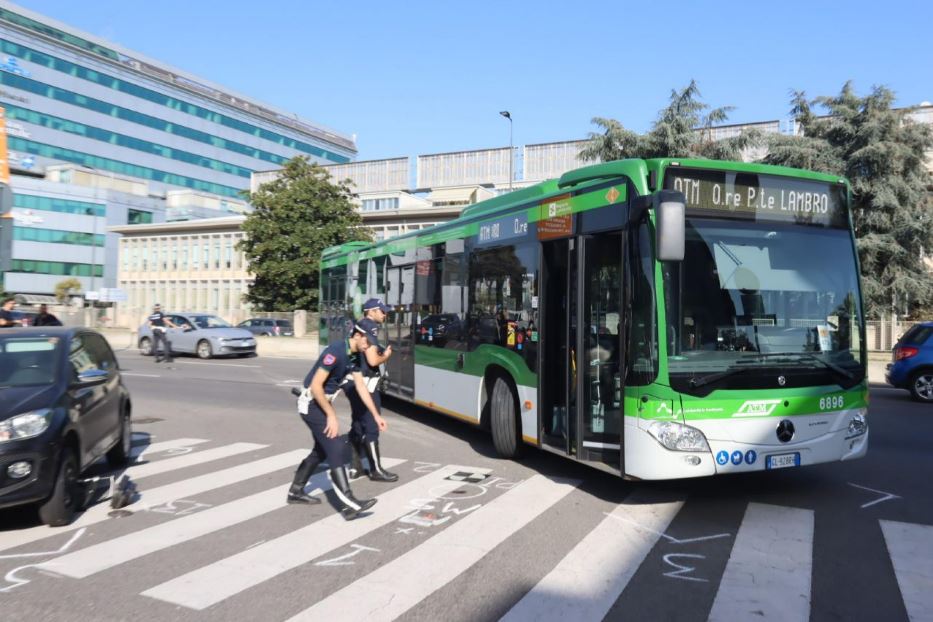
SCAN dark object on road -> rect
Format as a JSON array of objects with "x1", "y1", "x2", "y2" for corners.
[
  {"x1": 886, "y1": 321, "x2": 933, "y2": 402},
  {"x1": 110, "y1": 475, "x2": 137, "y2": 509},
  {"x1": 0, "y1": 327, "x2": 133, "y2": 526},
  {"x1": 291, "y1": 386, "x2": 302, "y2": 397}
]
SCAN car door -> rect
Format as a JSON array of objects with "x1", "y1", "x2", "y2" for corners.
[
  {"x1": 67, "y1": 334, "x2": 113, "y2": 464},
  {"x1": 170, "y1": 315, "x2": 196, "y2": 352},
  {"x1": 82, "y1": 333, "x2": 123, "y2": 454}
]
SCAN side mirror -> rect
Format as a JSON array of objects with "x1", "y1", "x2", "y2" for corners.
[
  {"x1": 74, "y1": 368, "x2": 108, "y2": 386},
  {"x1": 655, "y1": 190, "x2": 686, "y2": 261}
]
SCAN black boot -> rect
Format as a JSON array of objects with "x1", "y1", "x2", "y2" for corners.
[
  {"x1": 364, "y1": 441, "x2": 398, "y2": 482},
  {"x1": 328, "y1": 466, "x2": 376, "y2": 520},
  {"x1": 287, "y1": 453, "x2": 321, "y2": 505},
  {"x1": 348, "y1": 438, "x2": 365, "y2": 481}
]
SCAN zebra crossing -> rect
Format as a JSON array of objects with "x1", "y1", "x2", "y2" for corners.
[{"x1": 1, "y1": 435, "x2": 931, "y2": 622}]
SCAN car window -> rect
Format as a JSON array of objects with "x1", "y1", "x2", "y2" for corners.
[
  {"x1": 241, "y1": 320, "x2": 252, "y2": 327},
  {"x1": 276, "y1": 320, "x2": 293, "y2": 327},
  {"x1": 191, "y1": 316, "x2": 232, "y2": 329},
  {"x1": 0, "y1": 336, "x2": 59, "y2": 386},
  {"x1": 171, "y1": 315, "x2": 193, "y2": 329},
  {"x1": 901, "y1": 325, "x2": 933, "y2": 346},
  {"x1": 83, "y1": 333, "x2": 117, "y2": 372},
  {"x1": 69, "y1": 336, "x2": 101, "y2": 377}
]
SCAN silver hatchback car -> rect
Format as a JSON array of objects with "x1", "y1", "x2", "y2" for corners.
[{"x1": 137, "y1": 313, "x2": 256, "y2": 359}]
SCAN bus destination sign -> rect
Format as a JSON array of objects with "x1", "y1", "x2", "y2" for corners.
[{"x1": 663, "y1": 168, "x2": 848, "y2": 228}]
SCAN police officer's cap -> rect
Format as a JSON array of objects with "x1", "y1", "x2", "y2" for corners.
[{"x1": 363, "y1": 298, "x2": 391, "y2": 313}]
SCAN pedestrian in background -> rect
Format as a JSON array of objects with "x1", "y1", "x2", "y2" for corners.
[
  {"x1": 34, "y1": 304, "x2": 62, "y2": 327},
  {"x1": 148, "y1": 304, "x2": 177, "y2": 363},
  {"x1": 0, "y1": 298, "x2": 21, "y2": 328}
]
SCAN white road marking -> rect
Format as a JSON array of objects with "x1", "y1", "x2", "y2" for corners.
[
  {"x1": 0, "y1": 449, "x2": 304, "y2": 555},
  {"x1": 848, "y1": 482, "x2": 902, "y2": 509},
  {"x1": 130, "y1": 438, "x2": 209, "y2": 462},
  {"x1": 708, "y1": 503, "x2": 814, "y2": 622},
  {"x1": 172, "y1": 361, "x2": 262, "y2": 368},
  {"x1": 880, "y1": 519, "x2": 933, "y2": 621},
  {"x1": 41, "y1": 459, "x2": 405, "y2": 579},
  {"x1": 0, "y1": 529, "x2": 87, "y2": 561},
  {"x1": 121, "y1": 442, "x2": 266, "y2": 480},
  {"x1": 289, "y1": 475, "x2": 579, "y2": 622},
  {"x1": 121, "y1": 372, "x2": 162, "y2": 378},
  {"x1": 500, "y1": 498, "x2": 682, "y2": 622},
  {"x1": 141, "y1": 465, "x2": 491, "y2": 610}
]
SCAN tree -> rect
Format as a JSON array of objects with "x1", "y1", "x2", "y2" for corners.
[
  {"x1": 55, "y1": 278, "x2": 82, "y2": 303},
  {"x1": 762, "y1": 83, "x2": 933, "y2": 317},
  {"x1": 238, "y1": 157, "x2": 371, "y2": 311},
  {"x1": 580, "y1": 81, "x2": 760, "y2": 162}
]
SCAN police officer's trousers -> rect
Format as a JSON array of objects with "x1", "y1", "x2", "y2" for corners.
[
  {"x1": 347, "y1": 385, "x2": 381, "y2": 443},
  {"x1": 152, "y1": 329, "x2": 173, "y2": 362},
  {"x1": 292, "y1": 401, "x2": 349, "y2": 485}
]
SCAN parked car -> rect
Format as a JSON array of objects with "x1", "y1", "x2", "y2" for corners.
[
  {"x1": 886, "y1": 321, "x2": 933, "y2": 402},
  {"x1": 0, "y1": 327, "x2": 132, "y2": 526},
  {"x1": 419, "y1": 313, "x2": 463, "y2": 346},
  {"x1": 137, "y1": 313, "x2": 256, "y2": 359},
  {"x1": 237, "y1": 318, "x2": 294, "y2": 337}
]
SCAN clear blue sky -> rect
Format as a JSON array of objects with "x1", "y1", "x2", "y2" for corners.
[{"x1": 13, "y1": 0, "x2": 932, "y2": 162}]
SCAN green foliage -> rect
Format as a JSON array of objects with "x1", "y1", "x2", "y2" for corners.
[
  {"x1": 237, "y1": 157, "x2": 371, "y2": 311},
  {"x1": 762, "y1": 83, "x2": 933, "y2": 317},
  {"x1": 580, "y1": 81, "x2": 760, "y2": 163},
  {"x1": 54, "y1": 278, "x2": 82, "y2": 302}
]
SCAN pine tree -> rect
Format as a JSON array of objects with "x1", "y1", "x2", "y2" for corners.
[
  {"x1": 580, "y1": 81, "x2": 760, "y2": 163},
  {"x1": 237, "y1": 157, "x2": 371, "y2": 311},
  {"x1": 763, "y1": 83, "x2": 933, "y2": 317}
]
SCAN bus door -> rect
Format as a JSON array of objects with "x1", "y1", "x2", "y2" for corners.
[
  {"x1": 384, "y1": 266, "x2": 415, "y2": 398},
  {"x1": 541, "y1": 232, "x2": 624, "y2": 470}
]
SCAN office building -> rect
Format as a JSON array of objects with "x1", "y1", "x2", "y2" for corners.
[{"x1": 0, "y1": 0, "x2": 356, "y2": 297}]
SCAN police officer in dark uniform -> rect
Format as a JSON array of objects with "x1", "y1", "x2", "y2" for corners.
[
  {"x1": 147, "y1": 304, "x2": 177, "y2": 363},
  {"x1": 346, "y1": 316, "x2": 397, "y2": 482},
  {"x1": 287, "y1": 322, "x2": 382, "y2": 520}
]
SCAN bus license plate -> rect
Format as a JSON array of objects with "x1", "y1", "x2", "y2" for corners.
[{"x1": 766, "y1": 453, "x2": 800, "y2": 469}]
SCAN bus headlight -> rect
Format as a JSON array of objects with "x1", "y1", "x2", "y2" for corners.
[
  {"x1": 847, "y1": 410, "x2": 867, "y2": 438},
  {"x1": 647, "y1": 421, "x2": 710, "y2": 452}
]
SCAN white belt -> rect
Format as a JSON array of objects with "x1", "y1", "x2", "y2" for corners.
[{"x1": 297, "y1": 388, "x2": 339, "y2": 415}]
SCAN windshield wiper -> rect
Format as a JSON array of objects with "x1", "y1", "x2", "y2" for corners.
[
  {"x1": 689, "y1": 366, "x2": 749, "y2": 389},
  {"x1": 744, "y1": 352, "x2": 855, "y2": 382}
]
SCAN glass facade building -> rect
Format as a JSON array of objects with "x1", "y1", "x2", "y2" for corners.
[{"x1": 0, "y1": 1, "x2": 356, "y2": 296}]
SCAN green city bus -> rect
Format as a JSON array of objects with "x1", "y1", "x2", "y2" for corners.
[{"x1": 319, "y1": 158, "x2": 868, "y2": 479}]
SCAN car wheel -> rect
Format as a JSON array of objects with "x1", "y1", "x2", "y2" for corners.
[
  {"x1": 139, "y1": 337, "x2": 152, "y2": 356},
  {"x1": 197, "y1": 339, "x2": 213, "y2": 359},
  {"x1": 107, "y1": 408, "x2": 132, "y2": 467},
  {"x1": 39, "y1": 449, "x2": 81, "y2": 527},
  {"x1": 490, "y1": 375, "x2": 523, "y2": 459},
  {"x1": 909, "y1": 370, "x2": 933, "y2": 403}
]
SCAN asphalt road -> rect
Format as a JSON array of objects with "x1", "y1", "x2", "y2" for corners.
[{"x1": 1, "y1": 349, "x2": 931, "y2": 622}]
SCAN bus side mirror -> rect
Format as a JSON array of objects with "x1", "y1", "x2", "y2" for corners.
[{"x1": 655, "y1": 190, "x2": 686, "y2": 261}]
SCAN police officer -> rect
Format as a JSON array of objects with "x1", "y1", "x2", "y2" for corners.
[
  {"x1": 346, "y1": 315, "x2": 397, "y2": 482},
  {"x1": 147, "y1": 304, "x2": 177, "y2": 363},
  {"x1": 287, "y1": 322, "x2": 381, "y2": 520}
]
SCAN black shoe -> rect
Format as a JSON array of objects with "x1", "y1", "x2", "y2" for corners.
[
  {"x1": 364, "y1": 441, "x2": 399, "y2": 482},
  {"x1": 329, "y1": 467, "x2": 376, "y2": 520},
  {"x1": 287, "y1": 487, "x2": 321, "y2": 505}
]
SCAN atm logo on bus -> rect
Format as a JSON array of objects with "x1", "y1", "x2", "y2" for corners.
[{"x1": 733, "y1": 399, "x2": 782, "y2": 417}]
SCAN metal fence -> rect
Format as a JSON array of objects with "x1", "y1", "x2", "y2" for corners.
[{"x1": 866, "y1": 317, "x2": 930, "y2": 351}]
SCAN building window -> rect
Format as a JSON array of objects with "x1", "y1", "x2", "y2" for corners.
[
  {"x1": 11, "y1": 259, "x2": 103, "y2": 277},
  {"x1": 128, "y1": 209, "x2": 153, "y2": 225},
  {"x1": 361, "y1": 197, "x2": 399, "y2": 212},
  {"x1": 12, "y1": 193, "x2": 104, "y2": 216},
  {"x1": 12, "y1": 226, "x2": 104, "y2": 246}
]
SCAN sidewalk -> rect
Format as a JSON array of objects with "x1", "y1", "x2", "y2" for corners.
[{"x1": 98, "y1": 328, "x2": 318, "y2": 360}]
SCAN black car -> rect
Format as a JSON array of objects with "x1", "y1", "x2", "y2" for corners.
[
  {"x1": 0, "y1": 327, "x2": 132, "y2": 526},
  {"x1": 419, "y1": 313, "x2": 464, "y2": 346}
]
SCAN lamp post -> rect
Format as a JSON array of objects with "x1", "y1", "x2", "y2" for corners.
[
  {"x1": 85, "y1": 207, "x2": 99, "y2": 310},
  {"x1": 499, "y1": 110, "x2": 512, "y2": 190}
]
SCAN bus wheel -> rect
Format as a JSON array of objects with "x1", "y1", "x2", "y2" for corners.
[{"x1": 490, "y1": 376, "x2": 522, "y2": 458}]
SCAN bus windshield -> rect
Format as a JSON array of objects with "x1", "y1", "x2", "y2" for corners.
[{"x1": 663, "y1": 217, "x2": 865, "y2": 394}]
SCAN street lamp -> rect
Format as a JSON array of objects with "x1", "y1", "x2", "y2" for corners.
[{"x1": 499, "y1": 110, "x2": 512, "y2": 191}]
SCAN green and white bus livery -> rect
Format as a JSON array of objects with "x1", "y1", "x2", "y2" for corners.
[{"x1": 320, "y1": 158, "x2": 868, "y2": 480}]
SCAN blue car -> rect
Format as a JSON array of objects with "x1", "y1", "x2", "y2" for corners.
[{"x1": 886, "y1": 322, "x2": 933, "y2": 402}]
